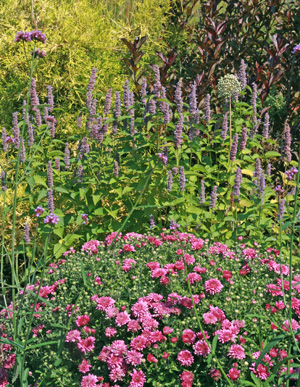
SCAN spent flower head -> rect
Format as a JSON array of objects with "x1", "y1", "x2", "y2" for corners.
[{"x1": 217, "y1": 74, "x2": 242, "y2": 99}]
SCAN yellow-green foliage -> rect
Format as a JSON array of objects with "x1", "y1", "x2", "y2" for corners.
[{"x1": 0, "y1": 0, "x2": 170, "y2": 135}]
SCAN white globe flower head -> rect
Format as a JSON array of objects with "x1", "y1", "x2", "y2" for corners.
[{"x1": 217, "y1": 74, "x2": 242, "y2": 99}]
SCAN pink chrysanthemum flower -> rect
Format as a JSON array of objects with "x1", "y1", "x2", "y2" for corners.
[
  {"x1": 105, "y1": 327, "x2": 118, "y2": 338},
  {"x1": 81, "y1": 373, "x2": 98, "y2": 387},
  {"x1": 203, "y1": 312, "x2": 218, "y2": 325},
  {"x1": 205, "y1": 279, "x2": 224, "y2": 295},
  {"x1": 177, "y1": 350, "x2": 194, "y2": 366},
  {"x1": 217, "y1": 329, "x2": 236, "y2": 343},
  {"x1": 131, "y1": 301, "x2": 149, "y2": 318},
  {"x1": 96, "y1": 296, "x2": 115, "y2": 311},
  {"x1": 127, "y1": 320, "x2": 141, "y2": 332},
  {"x1": 228, "y1": 368, "x2": 240, "y2": 381},
  {"x1": 107, "y1": 354, "x2": 124, "y2": 369},
  {"x1": 97, "y1": 346, "x2": 111, "y2": 362},
  {"x1": 109, "y1": 365, "x2": 127, "y2": 382},
  {"x1": 76, "y1": 315, "x2": 90, "y2": 327},
  {"x1": 249, "y1": 363, "x2": 270, "y2": 380},
  {"x1": 282, "y1": 319, "x2": 299, "y2": 332},
  {"x1": 193, "y1": 340, "x2": 211, "y2": 357},
  {"x1": 115, "y1": 311, "x2": 131, "y2": 327},
  {"x1": 110, "y1": 340, "x2": 128, "y2": 356},
  {"x1": 180, "y1": 370, "x2": 194, "y2": 383},
  {"x1": 228, "y1": 344, "x2": 245, "y2": 359},
  {"x1": 78, "y1": 359, "x2": 92, "y2": 373},
  {"x1": 129, "y1": 369, "x2": 146, "y2": 387},
  {"x1": 184, "y1": 254, "x2": 195, "y2": 265},
  {"x1": 77, "y1": 336, "x2": 96, "y2": 353},
  {"x1": 182, "y1": 329, "x2": 196, "y2": 344},
  {"x1": 130, "y1": 335, "x2": 148, "y2": 351},
  {"x1": 65, "y1": 329, "x2": 81, "y2": 342},
  {"x1": 187, "y1": 272, "x2": 202, "y2": 284},
  {"x1": 126, "y1": 350, "x2": 143, "y2": 366}
]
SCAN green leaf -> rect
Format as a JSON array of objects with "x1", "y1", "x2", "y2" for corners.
[
  {"x1": 26, "y1": 340, "x2": 59, "y2": 350},
  {"x1": 33, "y1": 175, "x2": 48, "y2": 188},
  {"x1": 53, "y1": 243, "x2": 67, "y2": 258},
  {"x1": 26, "y1": 176, "x2": 35, "y2": 191},
  {"x1": 255, "y1": 333, "x2": 287, "y2": 368},
  {"x1": 265, "y1": 151, "x2": 281, "y2": 158},
  {"x1": 54, "y1": 186, "x2": 69, "y2": 194},
  {"x1": 92, "y1": 195, "x2": 102, "y2": 205}
]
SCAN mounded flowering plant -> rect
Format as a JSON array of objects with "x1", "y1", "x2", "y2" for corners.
[{"x1": 1, "y1": 231, "x2": 300, "y2": 386}]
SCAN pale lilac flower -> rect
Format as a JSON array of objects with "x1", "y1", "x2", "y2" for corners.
[
  {"x1": 30, "y1": 78, "x2": 40, "y2": 108},
  {"x1": 174, "y1": 113, "x2": 183, "y2": 148},
  {"x1": 210, "y1": 186, "x2": 218, "y2": 208},
  {"x1": 32, "y1": 48, "x2": 46, "y2": 58},
  {"x1": 251, "y1": 83, "x2": 257, "y2": 124},
  {"x1": 14, "y1": 31, "x2": 32, "y2": 42},
  {"x1": 259, "y1": 172, "x2": 265, "y2": 203},
  {"x1": 149, "y1": 98, "x2": 156, "y2": 115},
  {"x1": 230, "y1": 134, "x2": 239, "y2": 161},
  {"x1": 282, "y1": 121, "x2": 292, "y2": 163},
  {"x1": 233, "y1": 167, "x2": 242, "y2": 197},
  {"x1": 153, "y1": 65, "x2": 161, "y2": 97},
  {"x1": 81, "y1": 214, "x2": 88, "y2": 225},
  {"x1": 179, "y1": 166, "x2": 185, "y2": 192},
  {"x1": 28, "y1": 124, "x2": 34, "y2": 147},
  {"x1": 64, "y1": 143, "x2": 70, "y2": 169},
  {"x1": 12, "y1": 112, "x2": 20, "y2": 149},
  {"x1": 221, "y1": 112, "x2": 229, "y2": 140},
  {"x1": 48, "y1": 189, "x2": 54, "y2": 213},
  {"x1": 24, "y1": 223, "x2": 30, "y2": 244},
  {"x1": 1, "y1": 171, "x2": 6, "y2": 191},
  {"x1": 55, "y1": 158, "x2": 60, "y2": 171},
  {"x1": 204, "y1": 94, "x2": 211, "y2": 122},
  {"x1": 167, "y1": 170, "x2": 173, "y2": 192},
  {"x1": 30, "y1": 30, "x2": 46, "y2": 43},
  {"x1": 20, "y1": 140, "x2": 26, "y2": 163},
  {"x1": 239, "y1": 59, "x2": 247, "y2": 90},
  {"x1": 262, "y1": 113, "x2": 269, "y2": 139},
  {"x1": 150, "y1": 214, "x2": 155, "y2": 229},
  {"x1": 175, "y1": 79, "x2": 183, "y2": 113},
  {"x1": 200, "y1": 180, "x2": 205, "y2": 204},
  {"x1": 170, "y1": 219, "x2": 180, "y2": 230},
  {"x1": 104, "y1": 88, "x2": 112, "y2": 115},
  {"x1": 293, "y1": 43, "x2": 300, "y2": 54},
  {"x1": 278, "y1": 199, "x2": 285, "y2": 221}
]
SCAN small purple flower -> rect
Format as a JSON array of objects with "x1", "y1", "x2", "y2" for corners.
[
  {"x1": 167, "y1": 170, "x2": 173, "y2": 192},
  {"x1": 114, "y1": 92, "x2": 121, "y2": 119},
  {"x1": 266, "y1": 163, "x2": 271, "y2": 176},
  {"x1": 262, "y1": 112, "x2": 269, "y2": 139},
  {"x1": 141, "y1": 78, "x2": 147, "y2": 105},
  {"x1": 35, "y1": 108, "x2": 42, "y2": 128},
  {"x1": 221, "y1": 112, "x2": 229, "y2": 141},
  {"x1": 210, "y1": 186, "x2": 218, "y2": 209},
  {"x1": 78, "y1": 165, "x2": 84, "y2": 182},
  {"x1": 170, "y1": 219, "x2": 180, "y2": 230},
  {"x1": 24, "y1": 223, "x2": 30, "y2": 244},
  {"x1": 189, "y1": 82, "x2": 198, "y2": 116},
  {"x1": 233, "y1": 167, "x2": 242, "y2": 197},
  {"x1": 44, "y1": 213, "x2": 60, "y2": 225},
  {"x1": 174, "y1": 113, "x2": 183, "y2": 148},
  {"x1": 259, "y1": 172, "x2": 265, "y2": 203},
  {"x1": 153, "y1": 65, "x2": 161, "y2": 97},
  {"x1": 282, "y1": 121, "x2": 292, "y2": 163},
  {"x1": 148, "y1": 98, "x2": 156, "y2": 115},
  {"x1": 35, "y1": 206, "x2": 45, "y2": 217},
  {"x1": 22, "y1": 100, "x2": 29, "y2": 125},
  {"x1": 204, "y1": 94, "x2": 211, "y2": 122},
  {"x1": 30, "y1": 78, "x2": 40, "y2": 108},
  {"x1": 28, "y1": 124, "x2": 34, "y2": 147},
  {"x1": 114, "y1": 161, "x2": 119, "y2": 178},
  {"x1": 293, "y1": 43, "x2": 300, "y2": 54},
  {"x1": 175, "y1": 80, "x2": 183, "y2": 113},
  {"x1": 55, "y1": 158, "x2": 60, "y2": 171},
  {"x1": 158, "y1": 153, "x2": 167, "y2": 166},
  {"x1": 251, "y1": 83, "x2": 257, "y2": 124},
  {"x1": 179, "y1": 166, "x2": 185, "y2": 192},
  {"x1": 239, "y1": 59, "x2": 247, "y2": 90},
  {"x1": 12, "y1": 112, "x2": 20, "y2": 149},
  {"x1": 45, "y1": 116, "x2": 56, "y2": 138},
  {"x1": 90, "y1": 98, "x2": 98, "y2": 117},
  {"x1": 230, "y1": 134, "x2": 239, "y2": 161},
  {"x1": 32, "y1": 48, "x2": 47, "y2": 58},
  {"x1": 47, "y1": 86, "x2": 54, "y2": 112},
  {"x1": 200, "y1": 180, "x2": 205, "y2": 204},
  {"x1": 104, "y1": 88, "x2": 112, "y2": 115},
  {"x1": 240, "y1": 126, "x2": 247, "y2": 150},
  {"x1": 30, "y1": 30, "x2": 46, "y2": 43},
  {"x1": 48, "y1": 189, "x2": 54, "y2": 213},
  {"x1": 1, "y1": 171, "x2": 6, "y2": 191},
  {"x1": 150, "y1": 214, "x2": 155, "y2": 229},
  {"x1": 81, "y1": 214, "x2": 89, "y2": 225}
]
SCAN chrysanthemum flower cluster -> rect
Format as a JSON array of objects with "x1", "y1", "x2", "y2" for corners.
[{"x1": 0, "y1": 231, "x2": 299, "y2": 386}]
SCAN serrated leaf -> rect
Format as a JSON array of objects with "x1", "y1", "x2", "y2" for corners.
[{"x1": 265, "y1": 151, "x2": 281, "y2": 158}]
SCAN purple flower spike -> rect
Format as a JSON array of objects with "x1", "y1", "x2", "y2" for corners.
[
  {"x1": 167, "y1": 170, "x2": 173, "y2": 192},
  {"x1": 32, "y1": 49, "x2": 47, "y2": 58},
  {"x1": 233, "y1": 167, "x2": 242, "y2": 197},
  {"x1": 141, "y1": 78, "x2": 147, "y2": 105},
  {"x1": 221, "y1": 112, "x2": 229, "y2": 141},
  {"x1": 48, "y1": 189, "x2": 54, "y2": 213},
  {"x1": 24, "y1": 223, "x2": 30, "y2": 244},
  {"x1": 174, "y1": 113, "x2": 183, "y2": 148},
  {"x1": 210, "y1": 186, "x2": 218, "y2": 208},
  {"x1": 204, "y1": 94, "x2": 211, "y2": 122},
  {"x1": 175, "y1": 80, "x2": 183, "y2": 113},
  {"x1": 170, "y1": 219, "x2": 180, "y2": 230},
  {"x1": 278, "y1": 199, "x2": 286, "y2": 221},
  {"x1": 104, "y1": 88, "x2": 112, "y2": 115},
  {"x1": 179, "y1": 166, "x2": 185, "y2": 192},
  {"x1": 150, "y1": 214, "x2": 155, "y2": 229},
  {"x1": 200, "y1": 180, "x2": 205, "y2": 204},
  {"x1": 230, "y1": 134, "x2": 239, "y2": 161},
  {"x1": 48, "y1": 160, "x2": 53, "y2": 188},
  {"x1": 47, "y1": 86, "x2": 54, "y2": 112}
]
